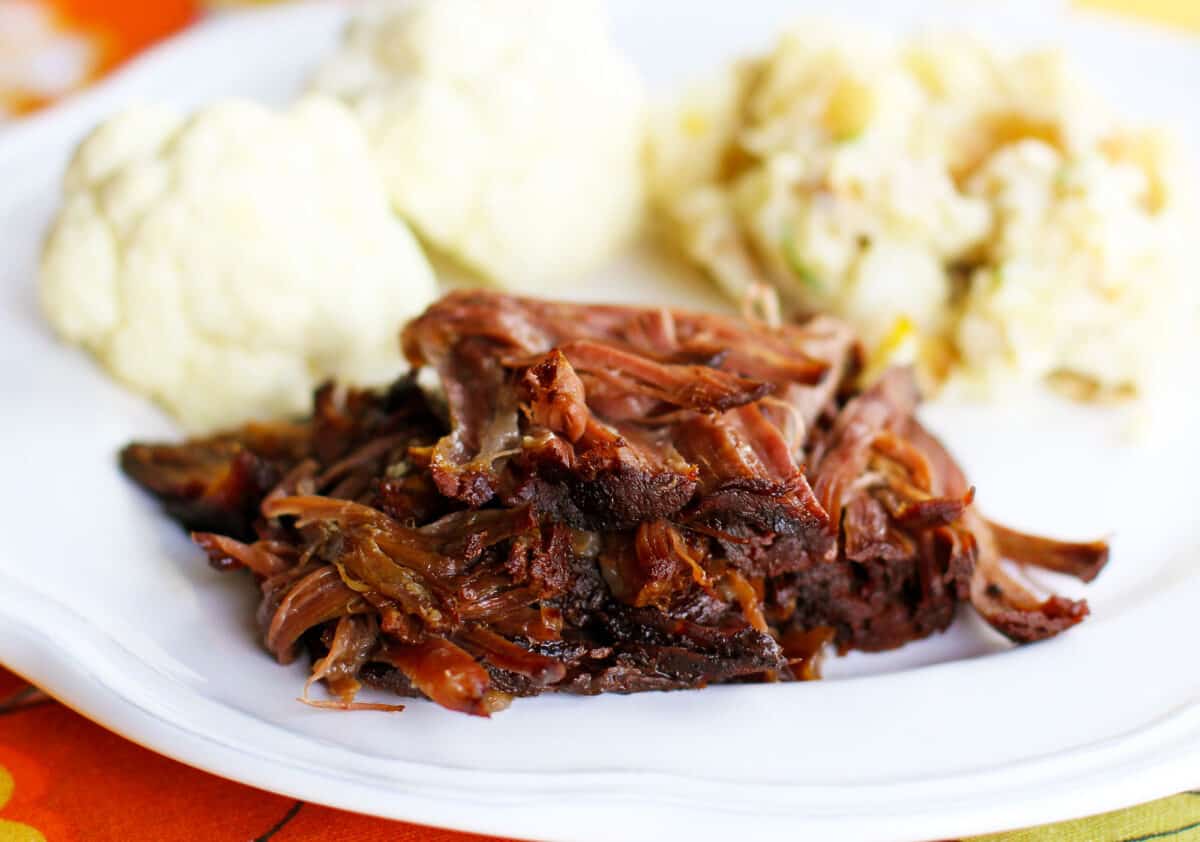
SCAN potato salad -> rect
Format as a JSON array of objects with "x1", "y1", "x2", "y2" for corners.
[{"x1": 648, "y1": 24, "x2": 1195, "y2": 401}]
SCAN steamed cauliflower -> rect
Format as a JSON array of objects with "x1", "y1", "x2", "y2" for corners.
[
  {"x1": 313, "y1": 0, "x2": 645, "y2": 290},
  {"x1": 40, "y1": 96, "x2": 437, "y2": 432}
]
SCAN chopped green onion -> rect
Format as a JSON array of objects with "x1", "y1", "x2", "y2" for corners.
[{"x1": 781, "y1": 229, "x2": 823, "y2": 292}]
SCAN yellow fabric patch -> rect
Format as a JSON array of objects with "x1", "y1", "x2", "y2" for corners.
[
  {"x1": 1076, "y1": 0, "x2": 1200, "y2": 32},
  {"x1": 0, "y1": 766, "x2": 46, "y2": 842}
]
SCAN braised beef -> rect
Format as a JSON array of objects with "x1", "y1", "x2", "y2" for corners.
[{"x1": 121, "y1": 291, "x2": 1107, "y2": 715}]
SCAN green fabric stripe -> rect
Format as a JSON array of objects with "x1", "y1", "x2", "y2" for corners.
[
  {"x1": 1119, "y1": 818, "x2": 1200, "y2": 842},
  {"x1": 968, "y1": 793, "x2": 1200, "y2": 841}
]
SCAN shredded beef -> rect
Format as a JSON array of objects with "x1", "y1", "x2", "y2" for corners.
[{"x1": 120, "y1": 291, "x2": 1107, "y2": 716}]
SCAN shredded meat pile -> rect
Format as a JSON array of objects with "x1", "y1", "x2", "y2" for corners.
[{"x1": 121, "y1": 291, "x2": 1108, "y2": 715}]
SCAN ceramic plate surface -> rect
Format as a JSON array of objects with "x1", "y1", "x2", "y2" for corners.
[{"x1": 1, "y1": 2, "x2": 1198, "y2": 840}]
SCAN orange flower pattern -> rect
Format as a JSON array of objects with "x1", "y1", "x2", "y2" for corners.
[{"x1": 0, "y1": 0, "x2": 197, "y2": 119}]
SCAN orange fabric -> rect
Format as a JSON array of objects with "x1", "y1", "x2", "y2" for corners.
[{"x1": 0, "y1": 667, "x2": 512, "y2": 842}]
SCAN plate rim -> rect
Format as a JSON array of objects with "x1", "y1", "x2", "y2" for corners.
[
  {"x1": 3, "y1": 3, "x2": 1199, "y2": 840},
  {"x1": 2, "y1": 572, "x2": 1198, "y2": 842}
]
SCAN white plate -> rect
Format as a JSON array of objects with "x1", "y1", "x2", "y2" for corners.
[{"x1": 1, "y1": 2, "x2": 1199, "y2": 840}]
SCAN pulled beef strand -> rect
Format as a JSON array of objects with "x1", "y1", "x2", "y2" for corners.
[
  {"x1": 986, "y1": 520, "x2": 1110, "y2": 583},
  {"x1": 121, "y1": 291, "x2": 1108, "y2": 716}
]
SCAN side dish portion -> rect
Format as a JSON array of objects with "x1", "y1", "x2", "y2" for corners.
[
  {"x1": 648, "y1": 25, "x2": 1195, "y2": 401},
  {"x1": 312, "y1": 0, "x2": 645, "y2": 290},
  {"x1": 40, "y1": 96, "x2": 437, "y2": 432},
  {"x1": 122, "y1": 292, "x2": 1107, "y2": 716}
]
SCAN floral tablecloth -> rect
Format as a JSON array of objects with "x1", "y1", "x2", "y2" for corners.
[{"x1": 1, "y1": 1, "x2": 1197, "y2": 840}]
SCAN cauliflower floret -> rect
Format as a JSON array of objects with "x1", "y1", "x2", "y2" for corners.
[
  {"x1": 40, "y1": 96, "x2": 437, "y2": 432},
  {"x1": 312, "y1": 0, "x2": 644, "y2": 290}
]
